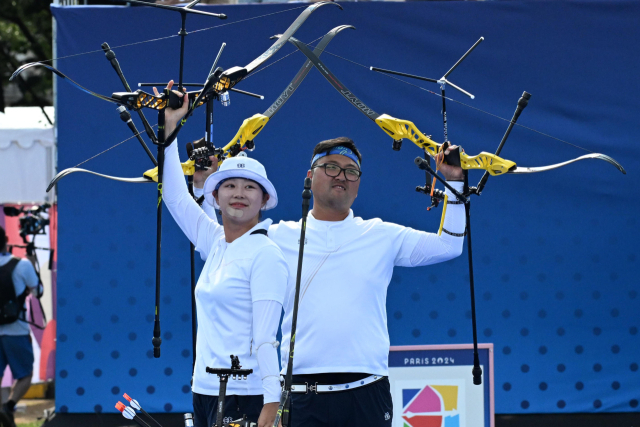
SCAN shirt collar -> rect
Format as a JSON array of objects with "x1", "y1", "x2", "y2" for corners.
[{"x1": 307, "y1": 210, "x2": 354, "y2": 227}]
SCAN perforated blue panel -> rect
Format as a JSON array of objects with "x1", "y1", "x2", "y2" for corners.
[{"x1": 52, "y1": 1, "x2": 638, "y2": 414}]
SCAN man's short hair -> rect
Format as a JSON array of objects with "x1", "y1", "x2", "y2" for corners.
[{"x1": 311, "y1": 137, "x2": 362, "y2": 167}]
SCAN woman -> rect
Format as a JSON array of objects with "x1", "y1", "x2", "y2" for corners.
[{"x1": 161, "y1": 83, "x2": 287, "y2": 427}]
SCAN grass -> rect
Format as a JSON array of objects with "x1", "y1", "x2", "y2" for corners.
[{"x1": 18, "y1": 421, "x2": 44, "y2": 427}]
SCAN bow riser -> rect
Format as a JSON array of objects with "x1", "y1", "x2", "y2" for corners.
[
  {"x1": 375, "y1": 114, "x2": 517, "y2": 176},
  {"x1": 218, "y1": 114, "x2": 269, "y2": 162}
]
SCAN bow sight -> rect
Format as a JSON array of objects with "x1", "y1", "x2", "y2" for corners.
[{"x1": 185, "y1": 137, "x2": 254, "y2": 171}]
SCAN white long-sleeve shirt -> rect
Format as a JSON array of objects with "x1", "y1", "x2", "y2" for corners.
[
  {"x1": 163, "y1": 141, "x2": 288, "y2": 403},
  {"x1": 196, "y1": 175, "x2": 465, "y2": 377}
]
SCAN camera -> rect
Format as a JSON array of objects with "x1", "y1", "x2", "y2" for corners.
[{"x1": 3, "y1": 203, "x2": 50, "y2": 243}]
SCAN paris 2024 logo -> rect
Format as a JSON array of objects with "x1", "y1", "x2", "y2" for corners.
[{"x1": 401, "y1": 384, "x2": 460, "y2": 427}]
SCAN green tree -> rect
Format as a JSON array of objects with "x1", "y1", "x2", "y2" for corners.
[{"x1": 0, "y1": 0, "x2": 53, "y2": 122}]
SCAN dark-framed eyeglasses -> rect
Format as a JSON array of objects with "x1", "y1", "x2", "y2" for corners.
[{"x1": 312, "y1": 163, "x2": 362, "y2": 182}]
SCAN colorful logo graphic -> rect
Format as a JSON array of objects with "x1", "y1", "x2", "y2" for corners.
[{"x1": 402, "y1": 385, "x2": 460, "y2": 427}]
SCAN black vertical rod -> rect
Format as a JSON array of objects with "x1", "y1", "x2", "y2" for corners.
[
  {"x1": 152, "y1": 109, "x2": 166, "y2": 358},
  {"x1": 464, "y1": 170, "x2": 482, "y2": 385},
  {"x1": 101, "y1": 42, "x2": 159, "y2": 148},
  {"x1": 274, "y1": 177, "x2": 312, "y2": 427},
  {"x1": 178, "y1": 13, "x2": 187, "y2": 91},
  {"x1": 441, "y1": 85, "x2": 449, "y2": 143},
  {"x1": 475, "y1": 91, "x2": 531, "y2": 195},
  {"x1": 116, "y1": 106, "x2": 158, "y2": 166},
  {"x1": 205, "y1": 99, "x2": 214, "y2": 144},
  {"x1": 189, "y1": 98, "x2": 215, "y2": 371},
  {"x1": 214, "y1": 376, "x2": 229, "y2": 427}
]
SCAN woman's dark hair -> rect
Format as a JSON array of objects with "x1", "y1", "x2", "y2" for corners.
[{"x1": 311, "y1": 137, "x2": 362, "y2": 166}]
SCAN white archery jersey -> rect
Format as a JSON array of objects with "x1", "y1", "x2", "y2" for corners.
[
  {"x1": 163, "y1": 142, "x2": 288, "y2": 402},
  {"x1": 272, "y1": 185, "x2": 465, "y2": 377},
  {"x1": 197, "y1": 179, "x2": 465, "y2": 377}
]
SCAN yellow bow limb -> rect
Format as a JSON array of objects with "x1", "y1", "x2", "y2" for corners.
[
  {"x1": 143, "y1": 159, "x2": 195, "y2": 182},
  {"x1": 375, "y1": 114, "x2": 517, "y2": 176}
]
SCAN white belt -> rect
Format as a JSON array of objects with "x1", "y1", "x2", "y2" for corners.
[{"x1": 290, "y1": 374, "x2": 384, "y2": 394}]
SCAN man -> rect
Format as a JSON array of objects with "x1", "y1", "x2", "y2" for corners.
[
  {"x1": 0, "y1": 226, "x2": 41, "y2": 427},
  {"x1": 168, "y1": 92, "x2": 465, "y2": 427}
]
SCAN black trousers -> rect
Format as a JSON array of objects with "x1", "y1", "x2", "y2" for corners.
[
  {"x1": 289, "y1": 376, "x2": 393, "y2": 427},
  {"x1": 192, "y1": 393, "x2": 263, "y2": 427}
]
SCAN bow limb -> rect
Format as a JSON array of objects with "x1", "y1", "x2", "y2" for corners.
[
  {"x1": 47, "y1": 167, "x2": 153, "y2": 192},
  {"x1": 508, "y1": 153, "x2": 626, "y2": 174},
  {"x1": 214, "y1": 1, "x2": 343, "y2": 92},
  {"x1": 142, "y1": 159, "x2": 196, "y2": 182},
  {"x1": 215, "y1": 25, "x2": 357, "y2": 164},
  {"x1": 244, "y1": 2, "x2": 342, "y2": 73},
  {"x1": 11, "y1": 63, "x2": 124, "y2": 106}
]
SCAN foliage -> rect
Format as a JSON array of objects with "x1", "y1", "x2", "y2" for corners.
[{"x1": 0, "y1": 0, "x2": 53, "y2": 111}]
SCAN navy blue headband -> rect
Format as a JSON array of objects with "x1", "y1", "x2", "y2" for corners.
[{"x1": 311, "y1": 146, "x2": 361, "y2": 168}]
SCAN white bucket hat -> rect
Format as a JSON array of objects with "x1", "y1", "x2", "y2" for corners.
[{"x1": 203, "y1": 155, "x2": 278, "y2": 210}]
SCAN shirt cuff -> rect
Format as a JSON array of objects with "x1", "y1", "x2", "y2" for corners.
[
  {"x1": 263, "y1": 376, "x2": 282, "y2": 403},
  {"x1": 444, "y1": 181, "x2": 464, "y2": 198},
  {"x1": 193, "y1": 186, "x2": 204, "y2": 198}
]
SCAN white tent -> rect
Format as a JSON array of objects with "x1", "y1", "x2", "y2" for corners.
[
  {"x1": 0, "y1": 107, "x2": 55, "y2": 204},
  {"x1": 0, "y1": 107, "x2": 56, "y2": 388}
]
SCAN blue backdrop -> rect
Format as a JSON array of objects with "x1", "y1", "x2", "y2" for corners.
[{"x1": 51, "y1": 0, "x2": 638, "y2": 415}]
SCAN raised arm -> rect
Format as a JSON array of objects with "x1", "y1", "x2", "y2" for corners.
[
  {"x1": 395, "y1": 144, "x2": 466, "y2": 266},
  {"x1": 162, "y1": 83, "x2": 222, "y2": 257}
]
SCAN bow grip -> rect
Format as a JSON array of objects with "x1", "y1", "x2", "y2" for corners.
[
  {"x1": 167, "y1": 89, "x2": 184, "y2": 110},
  {"x1": 442, "y1": 141, "x2": 461, "y2": 167}
]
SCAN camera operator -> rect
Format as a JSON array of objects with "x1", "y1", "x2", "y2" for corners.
[{"x1": 0, "y1": 225, "x2": 41, "y2": 426}]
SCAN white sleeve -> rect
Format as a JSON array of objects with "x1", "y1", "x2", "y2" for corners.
[
  {"x1": 396, "y1": 181, "x2": 466, "y2": 267},
  {"x1": 192, "y1": 186, "x2": 219, "y2": 222},
  {"x1": 252, "y1": 299, "x2": 284, "y2": 403},
  {"x1": 250, "y1": 245, "x2": 289, "y2": 304},
  {"x1": 163, "y1": 141, "x2": 223, "y2": 258}
]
